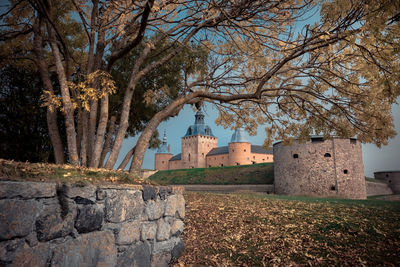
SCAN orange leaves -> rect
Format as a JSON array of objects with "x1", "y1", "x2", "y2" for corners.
[{"x1": 174, "y1": 192, "x2": 400, "y2": 266}]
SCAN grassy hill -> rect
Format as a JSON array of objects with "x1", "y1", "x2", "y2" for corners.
[{"x1": 148, "y1": 163, "x2": 274, "y2": 185}]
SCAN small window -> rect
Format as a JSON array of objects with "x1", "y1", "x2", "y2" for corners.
[
  {"x1": 209, "y1": 165, "x2": 211, "y2": 167},
  {"x1": 221, "y1": 164, "x2": 223, "y2": 166},
  {"x1": 311, "y1": 137, "x2": 324, "y2": 143},
  {"x1": 236, "y1": 163, "x2": 240, "y2": 166},
  {"x1": 324, "y1": 153, "x2": 331, "y2": 158},
  {"x1": 386, "y1": 174, "x2": 389, "y2": 178},
  {"x1": 343, "y1": 169, "x2": 348, "y2": 174},
  {"x1": 389, "y1": 180, "x2": 392, "y2": 183},
  {"x1": 330, "y1": 185, "x2": 336, "y2": 191},
  {"x1": 293, "y1": 154, "x2": 299, "y2": 159},
  {"x1": 267, "y1": 157, "x2": 269, "y2": 160},
  {"x1": 188, "y1": 154, "x2": 191, "y2": 162},
  {"x1": 350, "y1": 139, "x2": 357, "y2": 144},
  {"x1": 252, "y1": 162, "x2": 256, "y2": 165},
  {"x1": 244, "y1": 149, "x2": 246, "y2": 152},
  {"x1": 262, "y1": 159, "x2": 265, "y2": 161},
  {"x1": 232, "y1": 149, "x2": 234, "y2": 152},
  {"x1": 162, "y1": 161, "x2": 164, "y2": 164}
]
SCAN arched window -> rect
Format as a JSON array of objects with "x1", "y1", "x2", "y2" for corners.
[
  {"x1": 324, "y1": 153, "x2": 331, "y2": 158},
  {"x1": 293, "y1": 154, "x2": 299, "y2": 159},
  {"x1": 188, "y1": 153, "x2": 191, "y2": 162}
]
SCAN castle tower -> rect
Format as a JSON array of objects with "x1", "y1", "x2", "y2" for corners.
[
  {"x1": 228, "y1": 127, "x2": 251, "y2": 165},
  {"x1": 154, "y1": 130, "x2": 173, "y2": 170},
  {"x1": 181, "y1": 109, "x2": 217, "y2": 168}
]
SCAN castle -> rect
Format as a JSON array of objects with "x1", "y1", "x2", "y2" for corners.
[{"x1": 154, "y1": 109, "x2": 273, "y2": 170}]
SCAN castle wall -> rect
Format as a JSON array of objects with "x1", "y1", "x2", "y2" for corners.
[
  {"x1": 181, "y1": 135, "x2": 217, "y2": 169},
  {"x1": 273, "y1": 138, "x2": 366, "y2": 199},
  {"x1": 228, "y1": 142, "x2": 252, "y2": 166},
  {"x1": 250, "y1": 153, "x2": 273, "y2": 164},
  {"x1": 155, "y1": 153, "x2": 173, "y2": 170},
  {"x1": 374, "y1": 171, "x2": 400, "y2": 193},
  {"x1": 169, "y1": 160, "x2": 183, "y2": 170},
  {"x1": 206, "y1": 153, "x2": 230, "y2": 167}
]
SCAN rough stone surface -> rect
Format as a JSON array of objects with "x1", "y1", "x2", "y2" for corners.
[
  {"x1": 0, "y1": 181, "x2": 56, "y2": 199},
  {"x1": 0, "y1": 239, "x2": 25, "y2": 263},
  {"x1": 158, "y1": 187, "x2": 172, "y2": 200},
  {"x1": 153, "y1": 237, "x2": 181, "y2": 254},
  {"x1": 145, "y1": 199, "x2": 163, "y2": 220},
  {"x1": 151, "y1": 252, "x2": 171, "y2": 267},
  {"x1": 117, "y1": 242, "x2": 151, "y2": 267},
  {"x1": 96, "y1": 188, "x2": 106, "y2": 200},
  {"x1": 165, "y1": 194, "x2": 185, "y2": 219},
  {"x1": 141, "y1": 222, "x2": 157, "y2": 241},
  {"x1": 366, "y1": 181, "x2": 393, "y2": 196},
  {"x1": 0, "y1": 199, "x2": 38, "y2": 240},
  {"x1": 170, "y1": 219, "x2": 184, "y2": 237},
  {"x1": 143, "y1": 186, "x2": 156, "y2": 201},
  {"x1": 51, "y1": 231, "x2": 117, "y2": 267},
  {"x1": 171, "y1": 239, "x2": 185, "y2": 260},
  {"x1": 156, "y1": 219, "x2": 171, "y2": 241},
  {"x1": 25, "y1": 232, "x2": 38, "y2": 247},
  {"x1": 67, "y1": 185, "x2": 96, "y2": 199},
  {"x1": 75, "y1": 204, "x2": 104, "y2": 233},
  {"x1": 105, "y1": 189, "x2": 144, "y2": 223},
  {"x1": 117, "y1": 219, "x2": 141, "y2": 245},
  {"x1": 36, "y1": 199, "x2": 77, "y2": 241},
  {"x1": 11, "y1": 243, "x2": 50, "y2": 267}
]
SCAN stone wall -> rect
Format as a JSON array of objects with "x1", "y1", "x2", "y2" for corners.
[
  {"x1": 273, "y1": 138, "x2": 366, "y2": 199},
  {"x1": 0, "y1": 181, "x2": 185, "y2": 267},
  {"x1": 374, "y1": 171, "x2": 400, "y2": 194},
  {"x1": 365, "y1": 180, "x2": 393, "y2": 196}
]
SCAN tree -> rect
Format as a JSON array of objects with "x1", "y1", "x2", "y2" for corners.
[{"x1": 1, "y1": 0, "x2": 399, "y2": 174}]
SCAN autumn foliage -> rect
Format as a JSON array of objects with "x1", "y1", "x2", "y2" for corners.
[{"x1": 176, "y1": 192, "x2": 400, "y2": 266}]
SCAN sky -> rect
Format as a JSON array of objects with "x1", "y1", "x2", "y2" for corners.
[{"x1": 117, "y1": 99, "x2": 400, "y2": 178}]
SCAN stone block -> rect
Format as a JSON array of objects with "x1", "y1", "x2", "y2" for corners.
[
  {"x1": 0, "y1": 239, "x2": 25, "y2": 263},
  {"x1": 105, "y1": 189, "x2": 144, "y2": 223},
  {"x1": 51, "y1": 231, "x2": 117, "y2": 267},
  {"x1": 0, "y1": 181, "x2": 56, "y2": 199},
  {"x1": 151, "y1": 252, "x2": 171, "y2": 267},
  {"x1": 96, "y1": 188, "x2": 106, "y2": 200},
  {"x1": 158, "y1": 187, "x2": 172, "y2": 200},
  {"x1": 67, "y1": 184, "x2": 97, "y2": 199},
  {"x1": 153, "y1": 237, "x2": 181, "y2": 254},
  {"x1": 170, "y1": 219, "x2": 184, "y2": 237},
  {"x1": 117, "y1": 242, "x2": 151, "y2": 267},
  {"x1": 156, "y1": 219, "x2": 171, "y2": 241},
  {"x1": 36, "y1": 199, "x2": 77, "y2": 241},
  {"x1": 11, "y1": 243, "x2": 50, "y2": 267},
  {"x1": 143, "y1": 186, "x2": 156, "y2": 201},
  {"x1": 164, "y1": 194, "x2": 185, "y2": 219},
  {"x1": 141, "y1": 222, "x2": 157, "y2": 241},
  {"x1": 145, "y1": 199, "x2": 163, "y2": 220},
  {"x1": 0, "y1": 199, "x2": 38, "y2": 240},
  {"x1": 117, "y1": 219, "x2": 141, "y2": 245},
  {"x1": 75, "y1": 204, "x2": 104, "y2": 233},
  {"x1": 171, "y1": 239, "x2": 185, "y2": 260}
]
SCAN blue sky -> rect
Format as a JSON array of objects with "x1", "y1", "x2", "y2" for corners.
[{"x1": 118, "y1": 100, "x2": 400, "y2": 178}]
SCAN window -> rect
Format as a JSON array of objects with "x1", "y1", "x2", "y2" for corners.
[
  {"x1": 262, "y1": 159, "x2": 265, "y2": 161},
  {"x1": 324, "y1": 153, "x2": 331, "y2": 158},
  {"x1": 236, "y1": 163, "x2": 240, "y2": 165},
  {"x1": 350, "y1": 138, "x2": 357, "y2": 144},
  {"x1": 209, "y1": 165, "x2": 211, "y2": 167},
  {"x1": 343, "y1": 169, "x2": 348, "y2": 174},
  {"x1": 232, "y1": 149, "x2": 235, "y2": 152},
  {"x1": 221, "y1": 164, "x2": 224, "y2": 166},
  {"x1": 162, "y1": 161, "x2": 164, "y2": 164},
  {"x1": 267, "y1": 157, "x2": 269, "y2": 160},
  {"x1": 189, "y1": 154, "x2": 191, "y2": 162},
  {"x1": 244, "y1": 149, "x2": 246, "y2": 152},
  {"x1": 330, "y1": 185, "x2": 336, "y2": 191},
  {"x1": 311, "y1": 137, "x2": 324, "y2": 143},
  {"x1": 293, "y1": 154, "x2": 299, "y2": 158}
]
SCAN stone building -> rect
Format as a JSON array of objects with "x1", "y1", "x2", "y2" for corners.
[
  {"x1": 273, "y1": 137, "x2": 367, "y2": 199},
  {"x1": 374, "y1": 171, "x2": 400, "y2": 193},
  {"x1": 154, "y1": 109, "x2": 273, "y2": 170}
]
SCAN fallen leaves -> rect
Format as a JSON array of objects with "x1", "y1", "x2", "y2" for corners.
[{"x1": 174, "y1": 192, "x2": 400, "y2": 266}]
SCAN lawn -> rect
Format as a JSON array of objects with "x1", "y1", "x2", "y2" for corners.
[{"x1": 174, "y1": 192, "x2": 400, "y2": 266}]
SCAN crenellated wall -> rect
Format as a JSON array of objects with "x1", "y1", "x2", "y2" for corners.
[{"x1": 0, "y1": 181, "x2": 185, "y2": 267}]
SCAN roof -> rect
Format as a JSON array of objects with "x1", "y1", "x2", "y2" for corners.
[
  {"x1": 169, "y1": 153, "x2": 181, "y2": 161},
  {"x1": 207, "y1": 146, "x2": 229, "y2": 156},
  {"x1": 184, "y1": 109, "x2": 215, "y2": 137},
  {"x1": 231, "y1": 128, "x2": 248, "y2": 143},
  {"x1": 251, "y1": 145, "x2": 272, "y2": 154}
]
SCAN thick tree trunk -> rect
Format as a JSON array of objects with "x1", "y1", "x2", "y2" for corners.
[
  {"x1": 80, "y1": 110, "x2": 88, "y2": 166},
  {"x1": 47, "y1": 24, "x2": 79, "y2": 165},
  {"x1": 99, "y1": 115, "x2": 116, "y2": 168},
  {"x1": 32, "y1": 18, "x2": 65, "y2": 164},
  {"x1": 118, "y1": 146, "x2": 136, "y2": 170}
]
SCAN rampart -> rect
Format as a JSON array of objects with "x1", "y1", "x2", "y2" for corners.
[
  {"x1": 273, "y1": 137, "x2": 366, "y2": 199},
  {"x1": 0, "y1": 181, "x2": 185, "y2": 267},
  {"x1": 374, "y1": 171, "x2": 400, "y2": 194}
]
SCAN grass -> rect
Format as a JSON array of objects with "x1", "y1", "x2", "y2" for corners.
[
  {"x1": 175, "y1": 192, "x2": 400, "y2": 266},
  {"x1": 149, "y1": 163, "x2": 274, "y2": 185},
  {"x1": 0, "y1": 159, "x2": 152, "y2": 185}
]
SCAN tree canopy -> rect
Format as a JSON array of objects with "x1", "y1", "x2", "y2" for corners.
[{"x1": 1, "y1": 0, "x2": 399, "y2": 173}]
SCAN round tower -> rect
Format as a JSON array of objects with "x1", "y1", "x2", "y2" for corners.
[
  {"x1": 273, "y1": 137, "x2": 366, "y2": 199},
  {"x1": 154, "y1": 130, "x2": 173, "y2": 170},
  {"x1": 228, "y1": 128, "x2": 251, "y2": 166}
]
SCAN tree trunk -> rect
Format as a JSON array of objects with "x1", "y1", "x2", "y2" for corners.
[
  {"x1": 87, "y1": 99, "x2": 97, "y2": 163},
  {"x1": 89, "y1": 94, "x2": 109, "y2": 168},
  {"x1": 118, "y1": 146, "x2": 136, "y2": 170},
  {"x1": 80, "y1": 110, "x2": 88, "y2": 166},
  {"x1": 99, "y1": 115, "x2": 116, "y2": 168},
  {"x1": 47, "y1": 23, "x2": 79, "y2": 165},
  {"x1": 32, "y1": 18, "x2": 65, "y2": 164}
]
